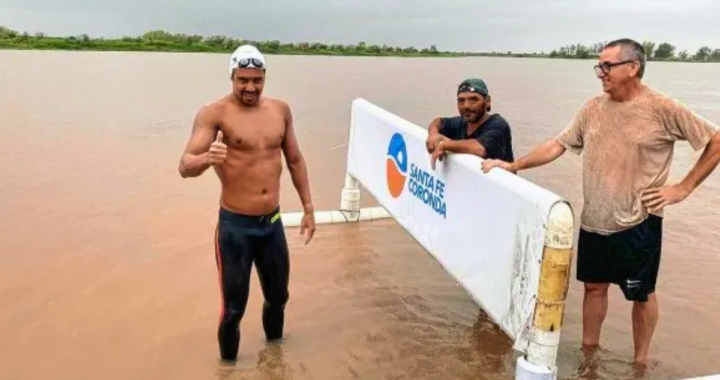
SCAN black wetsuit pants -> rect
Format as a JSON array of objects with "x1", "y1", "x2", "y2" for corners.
[{"x1": 214, "y1": 207, "x2": 289, "y2": 361}]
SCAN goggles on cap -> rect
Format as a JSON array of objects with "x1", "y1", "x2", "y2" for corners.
[
  {"x1": 457, "y1": 83, "x2": 487, "y2": 96},
  {"x1": 233, "y1": 57, "x2": 265, "y2": 69}
]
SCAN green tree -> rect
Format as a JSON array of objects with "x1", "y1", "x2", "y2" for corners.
[
  {"x1": 654, "y1": 43, "x2": 675, "y2": 59},
  {"x1": 711, "y1": 49, "x2": 720, "y2": 62},
  {"x1": 265, "y1": 40, "x2": 281, "y2": 52},
  {"x1": 591, "y1": 42, "x2": 605, "y2": 55},
  {"x1": 174, "y1": 34, "x2": 202, "y2": 45},
  {"x1": 677, "y1": 50, "x2": 689, "y2": 60},
  {"x1": 642, "y1": 41, "x2": 656, "y2": 59},
  {"x1": 576, "y1": 45, "x2": 590, "y2": 59},
  {"x1": 142, "y1": 30, "x2": 174, "y2": 41},
  {"x1": 204, "y1": 35, "x2": 226, "y2": 47},
  {"x1": 693, "y1": 46, "x2": 711, "y2": 61},
  {"x1": 310, "y1": 42, "x2": 327, "y2": 51},
  {"x1": 223, "y1": 38, "x2": 237, "y2": 50},
  {"x1": 0, "y1": 26, "x2": 18, "y2": 38},
  {"x1": 183, "y1": 34, "x2": 203, "y2": 45}
]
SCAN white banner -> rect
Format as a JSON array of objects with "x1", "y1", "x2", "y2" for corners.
[{"x1": 346, "y1": 98, "x2": 568, "y2": 352}]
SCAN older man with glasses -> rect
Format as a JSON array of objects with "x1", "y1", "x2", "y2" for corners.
[{"x1": 482, "y1": 38, "x2": 720, "y2": 365}]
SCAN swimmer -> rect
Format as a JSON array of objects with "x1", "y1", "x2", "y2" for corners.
[{"x1": 178, "y1": 45, "x2": 316, "y2": 362}]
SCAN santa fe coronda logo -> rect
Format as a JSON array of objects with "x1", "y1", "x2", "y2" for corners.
[{"x1": 385, "y1": 132, "x2": 447, "y2": 219}]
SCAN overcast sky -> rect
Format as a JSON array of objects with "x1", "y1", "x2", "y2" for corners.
[{"x1": 1, "y1": 0, "x2": 718, "y2": 53}]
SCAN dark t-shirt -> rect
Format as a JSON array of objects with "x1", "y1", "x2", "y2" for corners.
[{"x1": 439, "y1": 114, "x2": 514, "y2": 162}]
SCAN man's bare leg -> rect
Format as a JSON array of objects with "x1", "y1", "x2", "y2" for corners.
[
  {"x1": 632, "y1": 292, "x2": 658, "y2": 365},
  {"x1": 582, "y1": 283, "x2": 610, "y2": 347}
]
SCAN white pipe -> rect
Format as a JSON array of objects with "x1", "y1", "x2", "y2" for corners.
[
  {"x1": 515, "y1": 356, "x2": 555, "y2": 380},
  {"x1": 340, "y1": 110, "x2": 361, "y2": 219},
  {"x1": 526, "y1": 201, "x2": 574, "y2": 371},
  {"x1": 340, "y1": 174, "x2": 360, "y2": 217},
  {"x1": 517, "y1": 201, "x2": 574, "y2": 380},
  {"x1": 281, "y1": 206, "x2": 391, "y2": 227}
]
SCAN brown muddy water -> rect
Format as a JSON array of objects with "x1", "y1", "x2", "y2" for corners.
[{"x1": 0, "y1": 50, "x2": 719, "y2": 380}]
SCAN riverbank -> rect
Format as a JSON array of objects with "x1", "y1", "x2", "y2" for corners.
[
  {"x1": 0, "y1": 27, "x2": 463, "y2": 57},
  {"x1": 0, "y1": 37, "x2": 466, "y2": 57},
  {"x1": 1, "y1": 27, "x2": 719, "y2": 62}
]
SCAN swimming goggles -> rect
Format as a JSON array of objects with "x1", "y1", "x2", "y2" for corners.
[{"x1": 233, "y1": 57, "x2": 265, "y2": 69}]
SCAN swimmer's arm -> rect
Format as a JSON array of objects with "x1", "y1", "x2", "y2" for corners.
[
  {"x1": 281, "y1": 103, "x2": 314, "y2": 214},
  {"x1": 178, "y1": 105, "x2": 218, "y2": 178}
]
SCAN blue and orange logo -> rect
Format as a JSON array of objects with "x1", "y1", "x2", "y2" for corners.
[{"x1": 386, "y1": 133, "x2": 408, "y2": 198}]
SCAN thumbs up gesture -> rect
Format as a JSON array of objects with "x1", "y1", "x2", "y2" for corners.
[{"x1": 209, "y1": 130, "x2": 227, "y2": 166}]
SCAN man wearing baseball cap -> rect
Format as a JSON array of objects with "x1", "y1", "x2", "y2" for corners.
[
  {"x1": 178, "y1": 44, "x2": 316, "y2": 362},
  {"x1": 426, "y1": 78, "x2": 514, "y2": 169}
]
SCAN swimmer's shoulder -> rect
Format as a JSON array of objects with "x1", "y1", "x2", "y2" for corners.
[
  {"x1": 262, "y1": 97, "x2": 290, "y2": 111},
  {"x1": 196, "y1": 96, "x2": 232, "y2": 121},
  {"x1": 262, "y1": 97, "x2": 292, "y2": 119}
]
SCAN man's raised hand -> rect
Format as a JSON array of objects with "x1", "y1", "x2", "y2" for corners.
[{"x1": 209, "y1": 130, "x2": 227, "y2": 166}]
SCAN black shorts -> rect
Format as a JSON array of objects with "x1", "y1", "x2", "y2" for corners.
[{"x1": 576, "y1": 215, "x2": 663, "y2": 302}]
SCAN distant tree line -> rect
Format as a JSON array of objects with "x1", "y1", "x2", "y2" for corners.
[
  {"x1": 549, "y1": 40, "x2": 720, "y2": 62},
  {"x1": 2, "y1": 26, "x2": 719, "y2": 62},
  {"x1": 0, "y1": 26, "x2": 449, "y2": 57}
]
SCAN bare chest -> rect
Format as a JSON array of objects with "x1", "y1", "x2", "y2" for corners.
[{"x1": 221, "y1": 112, "x2": 286, "y2": 152}]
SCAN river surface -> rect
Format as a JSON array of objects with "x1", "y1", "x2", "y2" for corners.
[{"x1": 0, "y1": 50, "x2": 719, "y2": 380}]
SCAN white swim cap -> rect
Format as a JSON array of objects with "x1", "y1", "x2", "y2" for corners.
[{"x1": 228, "y1": 45, "x2": 266, "y2": 75}]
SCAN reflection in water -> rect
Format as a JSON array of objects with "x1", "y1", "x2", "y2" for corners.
[
  {"x1": 470, "y1": 310, "x2": 515, "y2": 375},
  {"x1": 576, "y1": 346, "x2": 604, "y2": 380},
  {"x1": 256, "y1": 343, "x2": 293, "y2": 380},
  {"x1": 215, "y1": 342, "x2": 292, "y2": 380},
  {"x1": 565, "y1": 345, "x2": 661, "y2": 380},
  {"x1": 215, "y1": 360, "x2": 238, "y2": 380},
  {"x1": 321, "y1": 223, "x2": 518, "y2": 380},
  {"x1": 218, "y1": 309, "x2": 515, "y2": 380}
]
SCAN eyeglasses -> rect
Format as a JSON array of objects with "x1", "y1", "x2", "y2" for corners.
[
  {"x1": 593, "y1": 60, "x2": 634, "y2": 75},
  {"x1": 232, "y1": 57, "x2": 265, "y2": 69}
]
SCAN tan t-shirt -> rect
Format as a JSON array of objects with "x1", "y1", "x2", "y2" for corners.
[{"x1": 555, "y1": 86, "x2": 719, "y2": 235}]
